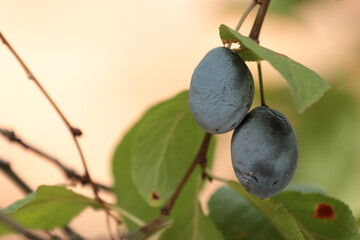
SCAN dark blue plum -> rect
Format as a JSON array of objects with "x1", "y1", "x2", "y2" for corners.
[
  {"x1": 189, "y1": 47, "x2": 254, "y2": 134},
  {"x1": 231, "y1": 106, "x2": 298, "y2": 198}
]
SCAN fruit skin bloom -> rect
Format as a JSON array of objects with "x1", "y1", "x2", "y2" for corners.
[
  {"x1": 189, "y1": 47, "x2": 254, "y2": 134},
  {"x1": 231, "y1": 106, "x2": 298, "y2": 199}
]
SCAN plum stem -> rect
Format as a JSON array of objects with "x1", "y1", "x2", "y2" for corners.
[
  {"x1": 227, "y1": 0, "x2": 259, "y2": 49},
  {"x1": 257, "y1": 61, "x2": 267, "y2": 107}
]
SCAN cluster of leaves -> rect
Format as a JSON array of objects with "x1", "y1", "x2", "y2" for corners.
[{"x1": 0, "y1": 25, "x2": 359, "y2": 239}]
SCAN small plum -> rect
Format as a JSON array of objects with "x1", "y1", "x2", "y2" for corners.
[
  {"x1": 231, "y1": 106, "x2": 298, "y2": 199},
  {"x1": 189, "y1": 47, "x2": 254, "y2": 134}
]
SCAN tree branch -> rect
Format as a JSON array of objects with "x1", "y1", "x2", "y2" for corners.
[
  {"x1": 0, "y1": 33, "x2": 122, "y2": 229},
  {"x1": 0, "y1": 127, "x2": 111, "y2": 192},
  {"x1": 249, "y1": 0, "x2": 272, "y2": 43},
  {"x1": 0, "y1": 30, "x2": 101, "y2": 197},
  {"x1": 160, "y1": 132, "x2": 212, "y2": 216}
]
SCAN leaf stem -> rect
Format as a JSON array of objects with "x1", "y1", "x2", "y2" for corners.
[
  {"x1": 249, "y1": 0, "x2": 271, "y2": 43},
  {"x1": 204, "y1": 169, "x2": 228, "y2": 183},
  {"x1": 109, "y1": 205, "x2": 146, "y2": 227},
  {"x1": 257, "y1": 61, "x2": 267, "y2": 106},
  {"x1": 227, "y1": 0, "x2": 259, "y2": 49}
]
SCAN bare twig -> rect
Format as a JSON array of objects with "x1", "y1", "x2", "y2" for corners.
[
  {"x1": 249, "y1": 0, "x2": 272, "y2": 43},
  {"x1": 0, "y1": 32, "x2": 121, "y2": 230},
  {"x1": 0, "y1": 127, "x2": 112, "y2": 192},
  {"x1": 0, "y1": 212, "x2": 43, "y2": 240},
  {"x1": 0, "y1": 157, "x2": 84, "y2": 240}
]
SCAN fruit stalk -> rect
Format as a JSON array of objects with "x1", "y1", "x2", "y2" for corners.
[{"x1": 257, "y1": 61, "x2": 267, "y2": 106}]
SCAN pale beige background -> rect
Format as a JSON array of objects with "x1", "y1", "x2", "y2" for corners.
[{"x1": 0, "y1": 0, "x2": 359, "y2": 239}]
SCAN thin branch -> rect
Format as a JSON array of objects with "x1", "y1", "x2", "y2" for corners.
[
  {"x1": 249, "y1": 0, "x2": 271, "y2": 43},
  {"x1": 0, "y1": 212, "x2": 43, "y2": 240},
  {"x1": 0, "y1": 32, "x2": 121, "y2": 234},
  {"x1": 0, "y1": 33, "x2": 81, "y2": 137},
  {"x1": 160, "y1": 132, "x2": 212, "y2": 216},
  {"x1": 0, "y1": 127, "x2": 112, "y2": 192}
]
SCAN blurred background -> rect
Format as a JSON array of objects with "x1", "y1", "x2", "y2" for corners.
[{"x1": 0, "y1": 0, "x2": 359, "y2": 239}]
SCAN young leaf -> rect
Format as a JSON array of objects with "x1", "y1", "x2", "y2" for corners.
[
  {"x1": 209, "y1": 186, "x2": 283, "y2": 240},
  {"x1": 112, "y1": 121, "x2": 158, "y2": 231},
  {"x1": 0, "y1": 185, "x2": 99, "y2": 235},
  {"x1": 219, "y1": 24, "x2": 330, "y2": 113},
  {"x1": 131, "y1": 91, "x2": 205, "y2": 207},
  {"x1": 161, "y1": 199, "x2": 224, "y2": 240},
  {"x1": 272, "y1": 191, "x2": 360, "y2": 240},
  {"x1": 228, "y1": 181, "x2": 305, "y2": 240}
]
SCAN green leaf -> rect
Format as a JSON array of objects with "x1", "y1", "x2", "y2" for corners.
[
  {"x1": 273, "y1": 191, "x2": 360, "y2": 240},
  {"x1": 211, "y1": 182, "x2": 360, "y2": 240},
  {"x1": 209, "y1": 186, "x2": 282, "y2": 240},
  {"x1": 219, "y1": 24, "x2": 330, "y2": 112},
  {"x1": 0, "y1": 185, "x2": 99, "y2": 235},
  {"x1": 228, "y1": 181, "x2": 305, "y2": 240},
  {"x1": 131, "y1": 91, "x2": 206, "y2": 207},
  {"x1": 161, "y1": 199, "x2": 224, "y2": 240},
  {"x1": 113, "y1": 90, "x2": 217, "y2": 238},
  {"x1": 112, "y1": 121, "x2": 158, "y2": 231}
]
